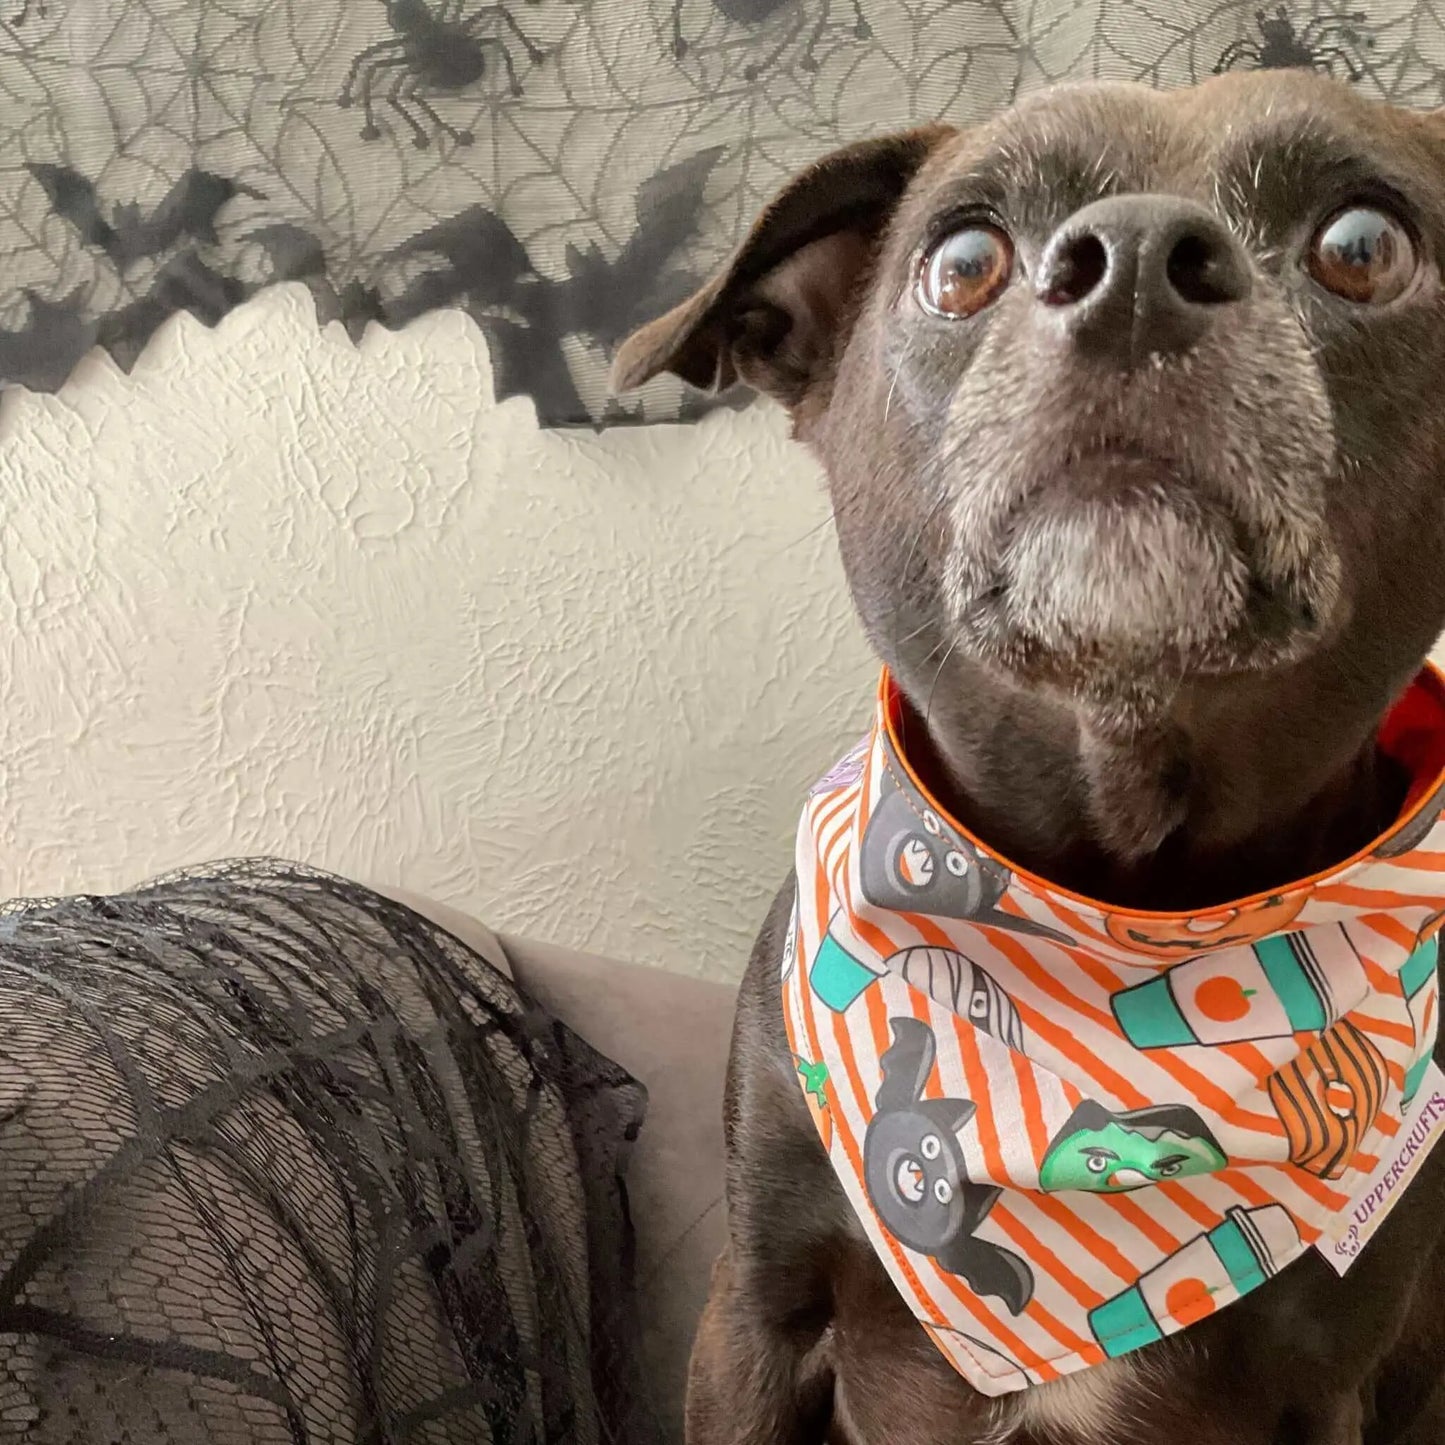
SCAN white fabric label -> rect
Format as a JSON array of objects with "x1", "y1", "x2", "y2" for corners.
[{"x1": 1316, "y1": 1061, "x2": 1445, "y2": 1276}]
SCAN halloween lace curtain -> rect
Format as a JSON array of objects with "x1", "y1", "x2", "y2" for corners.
[{"x1": 0, "y1": 0, "x2": 1437, "y2": 427}]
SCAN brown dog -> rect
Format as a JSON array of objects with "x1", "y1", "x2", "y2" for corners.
[{"x1": 614, "y1": 72, "x2": 1445, "y2": 1444}]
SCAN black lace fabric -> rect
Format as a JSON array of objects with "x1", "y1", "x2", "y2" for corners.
[
  {"x1": 0, "y1": 860, "x2": 654, "y2": 1444},
  {"x1": 0, "y1": 2, "x2": 1411, "y2": 426}
]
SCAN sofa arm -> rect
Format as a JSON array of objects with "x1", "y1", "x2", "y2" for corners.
[
  {"x1": 501, "y1": 935, "x2": 734, "y2": 1443},
  {"x1": 378, "y1": 888, "x2": 734, "y2": 1440}
]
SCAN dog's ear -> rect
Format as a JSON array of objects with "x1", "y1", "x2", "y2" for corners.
[{"x1": 611, "y1": 125, "x2": 952, "y2": 409}]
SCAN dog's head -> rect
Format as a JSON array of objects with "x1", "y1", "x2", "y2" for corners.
[{"x1": 616, "y1": 74, "x2": 1445, "y2": 849}]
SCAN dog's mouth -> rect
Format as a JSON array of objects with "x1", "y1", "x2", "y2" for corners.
[
  {"x1": 1050, "y1": 442, "x2": 1189, "y2": 500},
  {"x1": 952, "y1": 441, "x2": 1341, "y2": 683}
]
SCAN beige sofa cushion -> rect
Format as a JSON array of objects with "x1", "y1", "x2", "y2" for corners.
[
  {"x1": 380, "y1": 888, "x2": 516, "y2": 978},
  {"x1": 503, "y1": 934, "x2": 732, "y2": 1441}
]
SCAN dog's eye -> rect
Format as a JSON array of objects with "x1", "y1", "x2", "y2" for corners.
[
  {"x1": 1307, "y1": 206, "x2": 1416, "y2": 304},
  {"x1": 917, "y1": 225, "x2": 1013, "y2": 318}
]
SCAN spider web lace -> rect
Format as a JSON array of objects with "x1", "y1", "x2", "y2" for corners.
[
  {"x1": 0, "y1": 0, "x2": 1420, "y2": 426},
  {"x1": 0, "y1": 859, "x2": 654, "y2": 1444}
]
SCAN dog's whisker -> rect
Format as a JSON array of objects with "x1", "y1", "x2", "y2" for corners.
[
  {"x1": 767, "y1": 508, "x2": 838, "y2": 558},
  {"x1": 916, "y1": 630, "x2": 952, "y2": 667},
  {"x1": 923, "y1": 636, "x2": 959, "y2": 732},
  {"x1": 894, "y1": 615, "x2": 935, "y2": 648},
  {"x1": 882, "y1": 333, "x2": 917, "y2": 427},
  {"x1": 888, "y1": 489, "x2": 950, "y2": 663}
]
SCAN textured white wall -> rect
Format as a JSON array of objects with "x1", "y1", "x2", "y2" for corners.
[{"x1": 0, "y1": 285, "x2": 875, "y2": 980}]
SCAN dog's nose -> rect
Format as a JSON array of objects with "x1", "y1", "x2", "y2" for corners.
[{"x1": 1036, "y1": 195, "x2": 1251, "y2": 364}]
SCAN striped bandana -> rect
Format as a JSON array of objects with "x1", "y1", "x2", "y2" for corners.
[{"x1": 782, "y1": 667, "x2": 1445, "y2": 1396}]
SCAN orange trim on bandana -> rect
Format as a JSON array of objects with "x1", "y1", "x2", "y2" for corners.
[{"x1": 878, "y1": 665, "x2": 1445, "y2": 922}]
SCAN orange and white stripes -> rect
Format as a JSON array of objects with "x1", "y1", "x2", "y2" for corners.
[{"x1": 780, "y1": 665, "x2": 1445, "y2": 1396}]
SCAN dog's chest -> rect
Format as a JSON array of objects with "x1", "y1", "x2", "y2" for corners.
[
  {"x1": 822, "y1": 1238, "x2": 1152, "y2": 1445},
  {"x1": 829, "y1": 1335, "x2": 1144, "y2": 1445}
]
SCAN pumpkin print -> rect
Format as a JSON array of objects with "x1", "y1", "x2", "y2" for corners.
[{"x1": 1106, "y1": 893, "x2": 1306, "y2": 960}]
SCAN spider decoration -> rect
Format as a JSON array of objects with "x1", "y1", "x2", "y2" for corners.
[
  {"x1": 1215, "y1": 7, "x2": 1373, "y2": 80},
  {"x1": 339, "y1": 0, "x2": 547, "y2": 149},
  {"x1": 671, "y1": 0, "x2": 871, "y2": 81}
]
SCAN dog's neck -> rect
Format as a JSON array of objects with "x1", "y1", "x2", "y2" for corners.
[{"x1": 897, "y1": 664, "x2": 1410, "y2": 912}]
